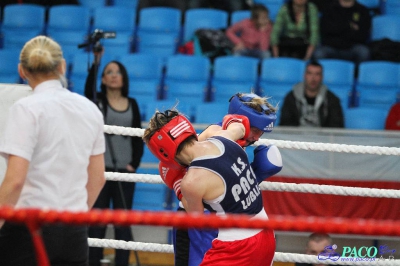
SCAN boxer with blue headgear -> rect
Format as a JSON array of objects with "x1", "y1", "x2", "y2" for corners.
[
  {"x1": 226, "y1": 93, "x2": 282, "y2": 183},
  {"x1": 227, "y1": 93, "x2": 277, "y2": 146}
]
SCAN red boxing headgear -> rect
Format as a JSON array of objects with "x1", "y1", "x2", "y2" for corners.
[{"x1": 147, "y1": 114, "x2": 197, "y2": 169}]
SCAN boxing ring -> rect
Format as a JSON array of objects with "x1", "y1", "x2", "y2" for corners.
[
  {"x1": 1, "y1": 84, "x2": 400, "y2": 265},
  {"x1": 1, "y1": 124, "x2": 400, "y2": 265}
]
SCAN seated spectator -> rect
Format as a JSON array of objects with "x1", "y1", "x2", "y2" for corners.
[
  {"x1": 270, "y1": 0, "x2": 319, "y2": 60},
  {"x1": 279, "y1": 60, "x2": 344, "y2": 128},
  {"x1": 312, "y1": 0, "x2": 371, "y2": 67},
  {"x1": 296, "y1": 233, "x2": 334, "y2": 266},
  {"x1": 385, "y1": 102, "x2": 400, "y2": 130},
  {"x1": 226, "y1": 4, "x2": 273, "y2": 59}
]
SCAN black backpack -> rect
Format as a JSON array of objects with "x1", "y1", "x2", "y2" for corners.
[
  {"x1": 369, "y1": 38, "x2": 400, "y2": 62},
  {"x1": 193, "y1": 29, "x2": 234, "y2": 60}
]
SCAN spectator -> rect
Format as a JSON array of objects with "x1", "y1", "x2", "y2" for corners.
[
  {"x1": 296, "y1": 233, "x2": 334, "y2": 266},
  {"x1": 143, "y1": 110, "x2": 276, "y2": 265},
  {"x1": 312, "y1": 0, "x2": 371, "y2": 67},
  {"x1": 279, "y1": 60, "x2": 344, "y2": 127},
  {"x1": 84, "y1": 49, "x2": 144, "y2": 266},
  {"x1": 385, "y1": 102, "x2": 400, "y2": 130},
  {"x1": 270, "y1": 0, "x2": 319, "y2": 60},
  {"x1": 0, "y1": 35, "x2": 105, "y2": 265},
  {"x1": 226, "y1": 4, "x2": 273, "y2": 59}
]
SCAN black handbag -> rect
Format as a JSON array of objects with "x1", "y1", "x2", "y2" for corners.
[{"x1": 279, "y1": 36, "x2": 309, "y2": 47}]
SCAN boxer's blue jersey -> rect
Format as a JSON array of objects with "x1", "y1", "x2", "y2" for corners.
[{"x1": 189, "y1": 136, "x2": 263, "y2": 215}]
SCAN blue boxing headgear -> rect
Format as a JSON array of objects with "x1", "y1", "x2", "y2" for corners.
[{"x1": 228, "y1": 93, "x2": 276, "y2": 132}]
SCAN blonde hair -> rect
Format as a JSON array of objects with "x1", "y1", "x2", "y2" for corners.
[
  {"x1": 19, "y1": 35, "x2": 67, "y2": 87},
  {"x1": 237, "y1": 93, "x2": 278, "y2": 114}
]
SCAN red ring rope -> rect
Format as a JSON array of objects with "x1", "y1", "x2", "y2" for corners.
[{"x1": 1, "y1": 207, "x2": 399, "y2": 265}]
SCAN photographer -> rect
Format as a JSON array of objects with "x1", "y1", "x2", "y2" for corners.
[{"x1": 82, "y1": 31, "x2": 144, "y2": 266}]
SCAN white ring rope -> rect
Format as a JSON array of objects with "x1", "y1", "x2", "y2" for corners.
[
  {"x1": 99, "y1": 126, "x2": 400, "y2": 265},
  {"x1": 104, "y1": 125, "x2": 400, "y2": 156},
  {"x1": 88, "y1": 238, "x2": 400, "y2": 265},
  {"x1": 105, "y1": 172, "x2": 400, "y2": 199},
  {"x1": 256, "y1": 139, "x2": 400, "y2": 156}
]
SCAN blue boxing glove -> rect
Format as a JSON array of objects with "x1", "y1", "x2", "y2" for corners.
[{"x1": 250, "y1": 145, "x2": 283, "y2": 183}]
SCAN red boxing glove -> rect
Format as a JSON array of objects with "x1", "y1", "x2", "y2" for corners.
[
  {"x1": 158, "y1": 161, "x2": 187, "y2": 200},
  {"x1": 221, "y1": 114, "x2": 250, "y2": 147}
]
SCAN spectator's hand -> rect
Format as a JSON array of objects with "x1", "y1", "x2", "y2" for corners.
[
  {"x1": 350, "y1": 22, "x2": 359, "y2": 31},
  {"x1": 272, "y1": 45, "x2": 279, "y2": 57},
  {"x1": 93, "y1": 47, "x2": 104, "y2": 64},
  {"x1": 233, "y1": 43, "x2": 246, "y2": 52},
  {"x1": 126, "y1": 164, "x2": 135, "y2": 173}
]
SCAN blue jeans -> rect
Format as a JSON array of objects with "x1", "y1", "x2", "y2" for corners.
[{"x1": 313, "y1": 44, "x2": 370, "y2": 65}]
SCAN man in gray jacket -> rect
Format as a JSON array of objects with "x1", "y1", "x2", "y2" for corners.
[{"x1": 279, "y1": 60, "x2": 344, "y2": 128}]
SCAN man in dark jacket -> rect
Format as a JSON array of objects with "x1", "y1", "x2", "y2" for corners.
[
  {"x1": 312, "y1": 0, "x2": 371, "y2": 66},
  {"x1": 279, "y1": 60, "x2": 344, "y2": 128}
]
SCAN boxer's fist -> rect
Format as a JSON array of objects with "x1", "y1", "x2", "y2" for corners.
[
  {"x1": 159, "y1": 161, "x2": 187, "y2": 200},
  {"x1": 250, "y1": 145, "x2": 282, "y2": 183},
  {"x1": 221, "y1": 114, "x2": 250, "y2": 146}
]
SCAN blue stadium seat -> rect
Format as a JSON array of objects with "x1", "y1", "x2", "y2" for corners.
[
  {"x1": 211, "y1": 56, "x2": 259, "y2": 102},
  {"x1": 119, "y1": 54, "x2": 164, "y2": 102},
  {"x1": 2, "y1": 4, "x2": 46, "y2": 49},
  {"x1": 357, "y1": 0, "x2": 379, "y2": 8},
  {"x1": 382, "y1": 0, "x2": 400, "y2": 16},
  {"x1": 47, "y1": 5, "x2": 91, "y2": 34},
  {"x1": 355, "y1": 61, "x2": 399, "y2": 108},
  {"x1": 78, "y1": 0, "x2": 107, "y2": 13},
  {"x1": 357, "y1": 89, "x2": 398, "y2": 109},
  {"x1": 164, "y1": 55, "x2": 210, "y2": 102},
  {"x1": 132, "y1": 183, "x2": 167, "y2": 211},
  {"x1": 259, "y1": 57, "x2": 306, "y2": 96},
  {"x1": 99, "y1": 32, "x2": 134, "y2": 55},
  {"x1": 135, "y1": 32, "x2": 178, "y2": 60},
  {"x1": 69, "y1": 53, "x2": 94, "y2": 95},
  {"x1": 193, "y1": 102, "x2": 228, "y2": 124},
  {"x1": 230, "y1": 10, "x2": 251, "y2": 25},
  {"x1": 0, "y1": 48, "x2": 21, "y2": 84},
  {"x1": 319, "y1": 59, "x2": 356, "y2": 108},
  {"x1": 357, "y1": 61, "x2": 399, "y2": 89},
  {"x1": 111, "y1": 0, "x2": 138, "y2": 9},
  {"x1": 183, "y1": 8, "x2": 229, "y2": 42},
  {"x1": 143, "y1": 100, "x2": 194, "y2": 123},
  {"x1": 138, "y1": 7, "x2": 182, "y2": 34},
  {"x1": 92, "y1": 6, "x2": 136, "y2": 36},
  {"x1": 371, "y1": 15, "x2": 400, "y2": 42},
  {"x1": 47, "y1": 31, "x2": 89, "y2": 62},
  {"x1": 262, "y1": 83, "x2": 292, "y2": 110},
  {"x1": 344, "y1": 107, "x2": 389, "y2": 130},
  {"x1": 47, "y1": 6, "x2": 91, "y2": 60}
]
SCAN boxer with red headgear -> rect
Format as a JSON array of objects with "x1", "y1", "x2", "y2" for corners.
[{"x1": 143, "y1": 109, "x2": 276, "y2": 266}]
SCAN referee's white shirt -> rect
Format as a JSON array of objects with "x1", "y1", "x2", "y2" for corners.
[{"x1": 0, "y1": 80, "x2": 105, "y2": 211}]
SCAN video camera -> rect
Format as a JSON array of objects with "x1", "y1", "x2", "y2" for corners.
[{"x1": 78, "y1": 29, "x2": 117, "y2": 52}]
